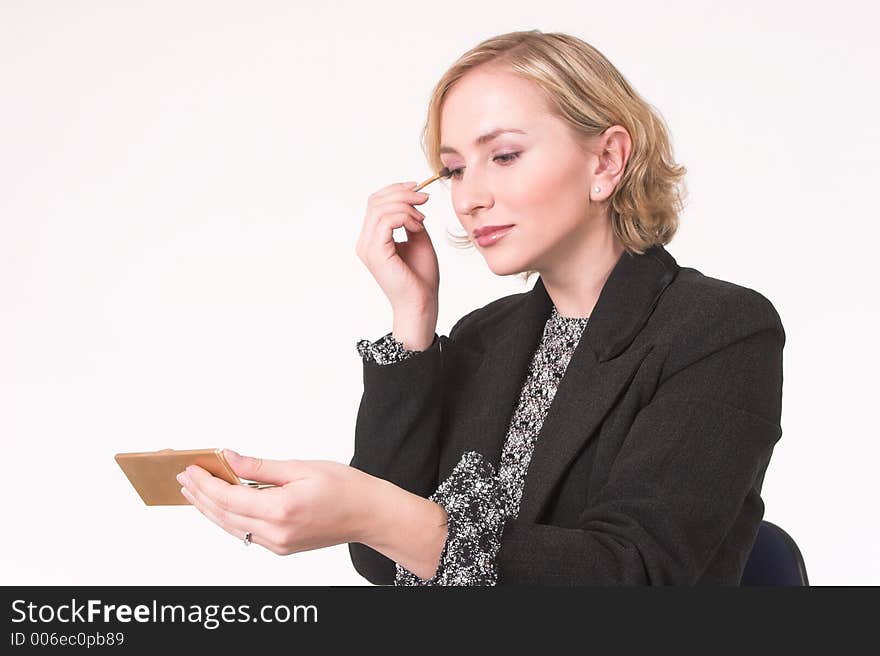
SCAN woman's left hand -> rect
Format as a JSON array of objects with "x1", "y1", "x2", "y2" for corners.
[{"x1": 177, "y1": 450, "x2": 374, "y2": 555}]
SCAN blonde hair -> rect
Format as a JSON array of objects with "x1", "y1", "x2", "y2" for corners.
[{"x1": 420, "y1": 30, "x2": 688, "y2": 283}]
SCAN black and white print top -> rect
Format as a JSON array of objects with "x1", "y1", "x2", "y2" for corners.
[{"x1": 355, "y1": 305, "x2": 589, "y2": 585}]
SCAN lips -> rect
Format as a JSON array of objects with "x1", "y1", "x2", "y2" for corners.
[
  {"x1": 473, "y1": 224, "x2": 515, "y2": 239},
  {"x1": 474, "y1": 225, "x2": 514, "y2": 247}
]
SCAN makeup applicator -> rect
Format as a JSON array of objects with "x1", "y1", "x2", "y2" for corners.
[{"x1": 413, "y1": 167, "x2": 452, "y2": 192}]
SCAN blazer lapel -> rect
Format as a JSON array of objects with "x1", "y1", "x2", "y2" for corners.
[
  {"x1": 463, "y1": 244, "x2": 680, "y2": 524},
  {"x1": 460, "y1": 276, "x2": 555, "y2": 478}
]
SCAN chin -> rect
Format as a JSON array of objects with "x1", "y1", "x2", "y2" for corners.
[{"x1": 481, "y1": 251, "x2": 532, "y2": 277}]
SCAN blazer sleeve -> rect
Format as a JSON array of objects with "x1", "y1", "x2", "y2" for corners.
[
  {"x1": 393, "y1": 450, "x2": 508, "y2": 586},
  {"x1": 495, "y1": 290, "x2": 786, "y2": 585},
  {"x1": 356, "y1": 331, "x2": 430, "y2": 366},
  {"x1": 348, "y1": 312, "x2": 475, "y2": 585}
]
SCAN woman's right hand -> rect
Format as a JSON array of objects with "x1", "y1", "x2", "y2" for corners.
[{"x1": 355, "y1": 181, "x2": 439, "y2": 316}]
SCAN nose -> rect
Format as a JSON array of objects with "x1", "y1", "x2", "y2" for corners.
[{"x1": 452, "y1": 169, "x2": 494, "y2": 217}]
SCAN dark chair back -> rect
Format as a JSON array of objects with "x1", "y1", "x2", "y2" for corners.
[{"x1": 741, "y1": 520, "x2": 809, "y2": 586}]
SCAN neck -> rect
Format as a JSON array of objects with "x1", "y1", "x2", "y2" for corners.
[{"x1": 538, "y1": 224, "x2": 625, "y2": 319}]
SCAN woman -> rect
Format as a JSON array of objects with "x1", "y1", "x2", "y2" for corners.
[{"x1": 177, "y1": 30, "x2": 785, "y2": 586}]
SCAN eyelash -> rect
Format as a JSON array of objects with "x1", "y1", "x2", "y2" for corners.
[{"x1": 446, "y1": 152, "x2": 521, "y2": 180}]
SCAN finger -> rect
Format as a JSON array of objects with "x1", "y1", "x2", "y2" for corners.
[
  {"x1": 182, "y1": 464, "x2": 274, "y2": 519},
  {"x1": 179, "y1": 469, "x2": 279, "y2": 535},
  {"x1": 373, "y1": 199, "x2": 427, "y2": 220},
  {"x1": 364, "y1": 196, "x2": 428, "y2": 238},
  {"x1": 222, "y1": 450, "x2": 305, "y2": 486},
  {"x1": 361, "y1": 198, "x2": 427, "y2": 252},
  {"x1": 179, "y1": 486, "x2": 274, "y2": 550},
  {"x1": 369, "y1": 182, "x2": 419, "y2": 202},
  {"x1": 389, "y1": 214, "x2": 426, "y2": 238},
  {"x1": 370, "y1": 192, "x2": 430, "y2": 215},
  {"x1": 403, "y1": 221, "x2": 430, "y2": 240},
  {"x1": 372, "y1": 210, "x2": 426, "y2": 244},
  {"x1": 368, "y1": 202, "x2": 426, "y2": 237},
  {"x1": 365, "y1": 184, "x2": 417, "y2": 216}
]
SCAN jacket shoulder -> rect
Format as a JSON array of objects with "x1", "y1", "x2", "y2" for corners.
[
  {"x1": 669, "y1": 267, "x2": 782, "y2": 328},
  {"x1": 657, "y1": 266, "x2": 785, "y2": 371},
  {"x1": 448, "y1": 290, "x2": 528, "y2": 341}
]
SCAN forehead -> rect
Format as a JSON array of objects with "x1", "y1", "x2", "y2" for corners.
[{"x1": 440, "y1": 68, "x2": 554, "y2": 141}]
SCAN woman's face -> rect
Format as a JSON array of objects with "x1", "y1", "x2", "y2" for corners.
[{"x1": 439, "y1": 67, "x2": 604, "y2": 276}]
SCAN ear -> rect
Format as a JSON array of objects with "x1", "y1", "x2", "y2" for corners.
[{"x1": 591, "y1": 125, "x2": 632, "y2": 201}]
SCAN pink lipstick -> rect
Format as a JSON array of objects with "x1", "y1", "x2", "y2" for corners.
[{"x1": 474, "y1": 225, "x2": 514, "y2": 247}]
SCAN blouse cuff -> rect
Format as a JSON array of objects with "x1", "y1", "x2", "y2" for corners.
[
  {"x1": 394, "y1": 450, "x2": 509, "y2": 586},
  {"x1": 356, "y1": 332, "x2": 425, "y2": 365}
]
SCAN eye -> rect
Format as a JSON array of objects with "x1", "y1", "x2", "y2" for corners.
[
  {"x1": 446, "y1": 152, "x2": 522, "y2": 181},
  {"x1": 494, "y1": 152, "x2": 520, "y2": 165}
]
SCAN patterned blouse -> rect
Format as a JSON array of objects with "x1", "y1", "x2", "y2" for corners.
[{"x1": 356, "y1": 305, "x2": 589, "y2": 585}]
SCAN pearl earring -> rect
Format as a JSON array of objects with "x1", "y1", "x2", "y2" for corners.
[{"x1": 594, "y1": 186, "x2": 601, "y2": 193}]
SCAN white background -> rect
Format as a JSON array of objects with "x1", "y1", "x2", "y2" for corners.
[{"x1": 2, "y1": 0, "x2": 877, "y2": 585}]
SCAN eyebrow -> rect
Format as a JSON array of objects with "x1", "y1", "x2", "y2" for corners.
[{"x1": 439, "y1": 128, "x2": 527, "y2": 155}]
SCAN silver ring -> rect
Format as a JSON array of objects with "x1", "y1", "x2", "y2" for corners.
[{"x1": 243, "y1": 531, "x2": 252, "y2": 546}]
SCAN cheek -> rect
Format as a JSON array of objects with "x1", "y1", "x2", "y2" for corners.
[
  {"x1": 506, "y1": 165, "x2": 583, "y2": 221},
  {"x1": 506, "y1": 154, "x2": 578, "y2": 207}
]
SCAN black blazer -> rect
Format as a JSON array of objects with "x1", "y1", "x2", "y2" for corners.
[{"x1": 348, "y1": 244, "x2": 785, "y2": 585}]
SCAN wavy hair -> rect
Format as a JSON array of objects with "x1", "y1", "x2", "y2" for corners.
[{"x1": 420, "y1": 30, "x2": 688, "y2": 282}]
